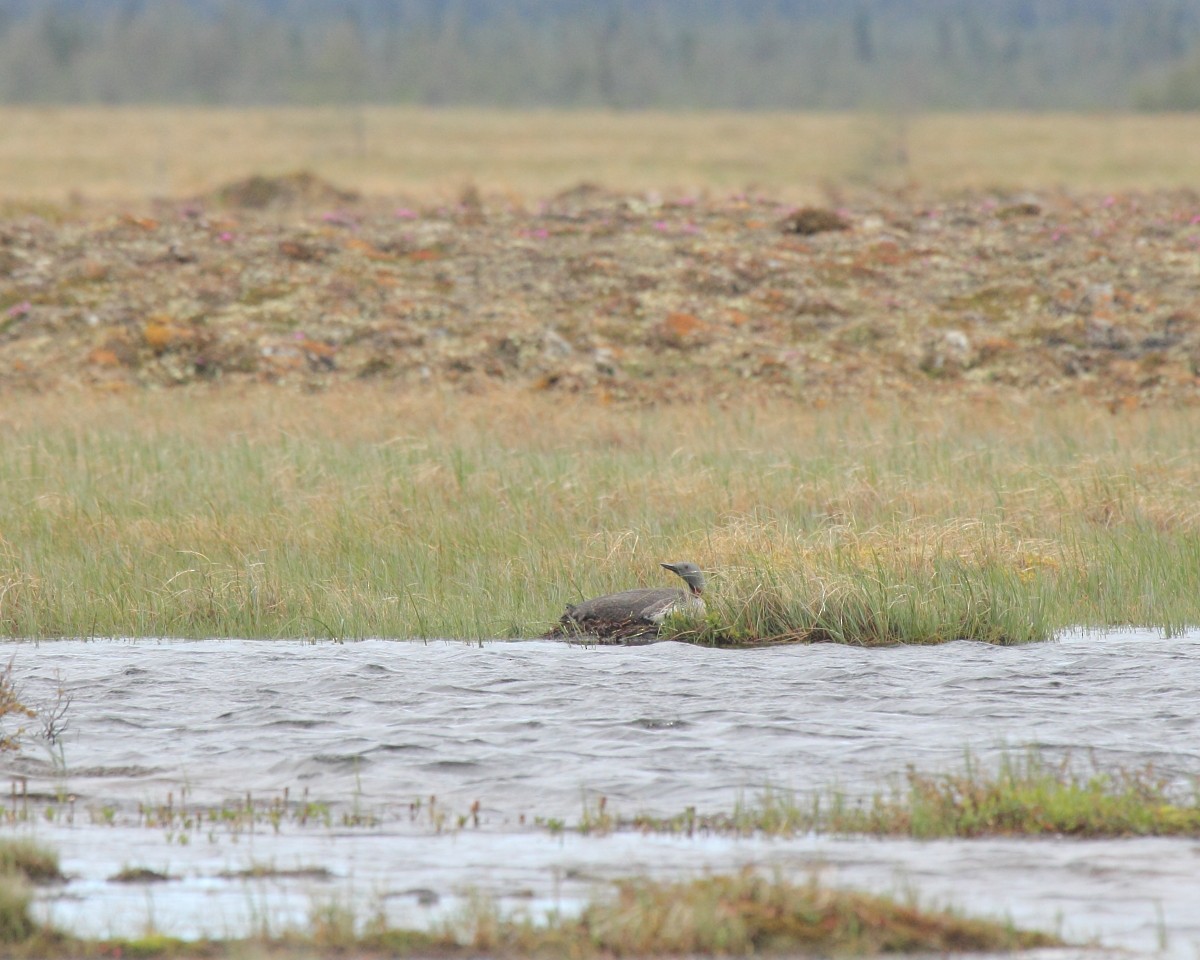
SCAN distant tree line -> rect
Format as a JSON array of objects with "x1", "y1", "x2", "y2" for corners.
[{"x1": 2, "y1": 0, "x2": 1200, "y2": 109}]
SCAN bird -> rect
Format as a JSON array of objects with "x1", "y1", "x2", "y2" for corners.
[{"x1": 550, "y1": 561, "x2": 706, "y2": 642}]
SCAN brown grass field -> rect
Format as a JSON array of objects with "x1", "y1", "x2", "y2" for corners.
[{"x1": 3, "y1": 107, "x2": 1200, "y2": 204}]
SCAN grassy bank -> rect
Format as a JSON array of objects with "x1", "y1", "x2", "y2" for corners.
[{"x1": 1, "y1": 389, "x2": 1199, "y2": 642}]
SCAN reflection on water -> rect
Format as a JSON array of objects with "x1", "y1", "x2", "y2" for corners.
[{"x1": 4, "y1": 631, "x2": 1200, "y2": 955}]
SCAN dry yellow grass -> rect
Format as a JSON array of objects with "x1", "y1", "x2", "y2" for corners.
[{"x1": 4, "y1": 107, "x2": 1200, "y2": 205}]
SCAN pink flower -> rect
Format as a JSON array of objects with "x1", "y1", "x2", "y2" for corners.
[
  {"x1": 218, "y1": 231, "x2": 234, "y2": 243},
  {"x1": 394, "y1": 208, "x2": 418, "y2": 220},
  {"x1": 6, "y1": 300, "x2": 31, "y2": 318}
]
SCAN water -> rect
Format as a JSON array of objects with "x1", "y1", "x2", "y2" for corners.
[{"x1": 4, "y1": 630, "x2": 1200, "y2": 954}]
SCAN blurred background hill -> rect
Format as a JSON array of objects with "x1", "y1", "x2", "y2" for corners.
[{"x1": 4, "y1": 0, "x2": 1200, "y2": 110}]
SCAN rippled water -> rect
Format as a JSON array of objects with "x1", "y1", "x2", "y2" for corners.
[{"x1": 5, "y1": 630, "x2": 1200, "y2": 955}]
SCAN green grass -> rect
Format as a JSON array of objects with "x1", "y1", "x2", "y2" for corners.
[
  {"x1": 2, "y1": 388, "x2": 1200, "y2": 643},
  {"x1": 621, "y1": 752, "x2": 1200, "y2": 839}
]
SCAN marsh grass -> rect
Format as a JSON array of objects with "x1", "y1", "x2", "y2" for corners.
[
  {"x1": 871, "y1": 753, "x2": 1200, "y2": 838},
  {"x1": 666, "y1": 549, "x2": 1055, "y2": 646},
  {"x1": 624, "y1": 752, "x2": 1200, "y2": 840},
  {"x1": 3, "y1": 388, "x2": 1200, "y2": 643}
]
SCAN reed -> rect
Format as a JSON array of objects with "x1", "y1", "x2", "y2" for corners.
[{"x1": 2, "y1": 387, "x2": 1199, "y2": 643}]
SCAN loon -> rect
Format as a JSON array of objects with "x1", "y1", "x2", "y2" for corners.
[{"x1": 552, "y1": 561, "x2": 706, "y2": 641}]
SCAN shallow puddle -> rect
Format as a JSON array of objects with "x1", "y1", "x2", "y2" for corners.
[{"x1": 4, "y1": 630, "x2": 1200, "y2": 955}]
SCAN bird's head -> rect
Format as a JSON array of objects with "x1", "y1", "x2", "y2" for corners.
[{"x1": 661, "y1": 561, "x2": 705, "y2": 595}]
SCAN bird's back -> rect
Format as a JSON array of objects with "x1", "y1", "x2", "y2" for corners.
[{"x1": 566, "y1": 587, "x2": 688, "y2": 625}]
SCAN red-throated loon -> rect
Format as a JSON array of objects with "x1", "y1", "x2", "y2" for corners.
[{"x1": 552, "y1": 562, "x2": 705, "y2": 641}]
